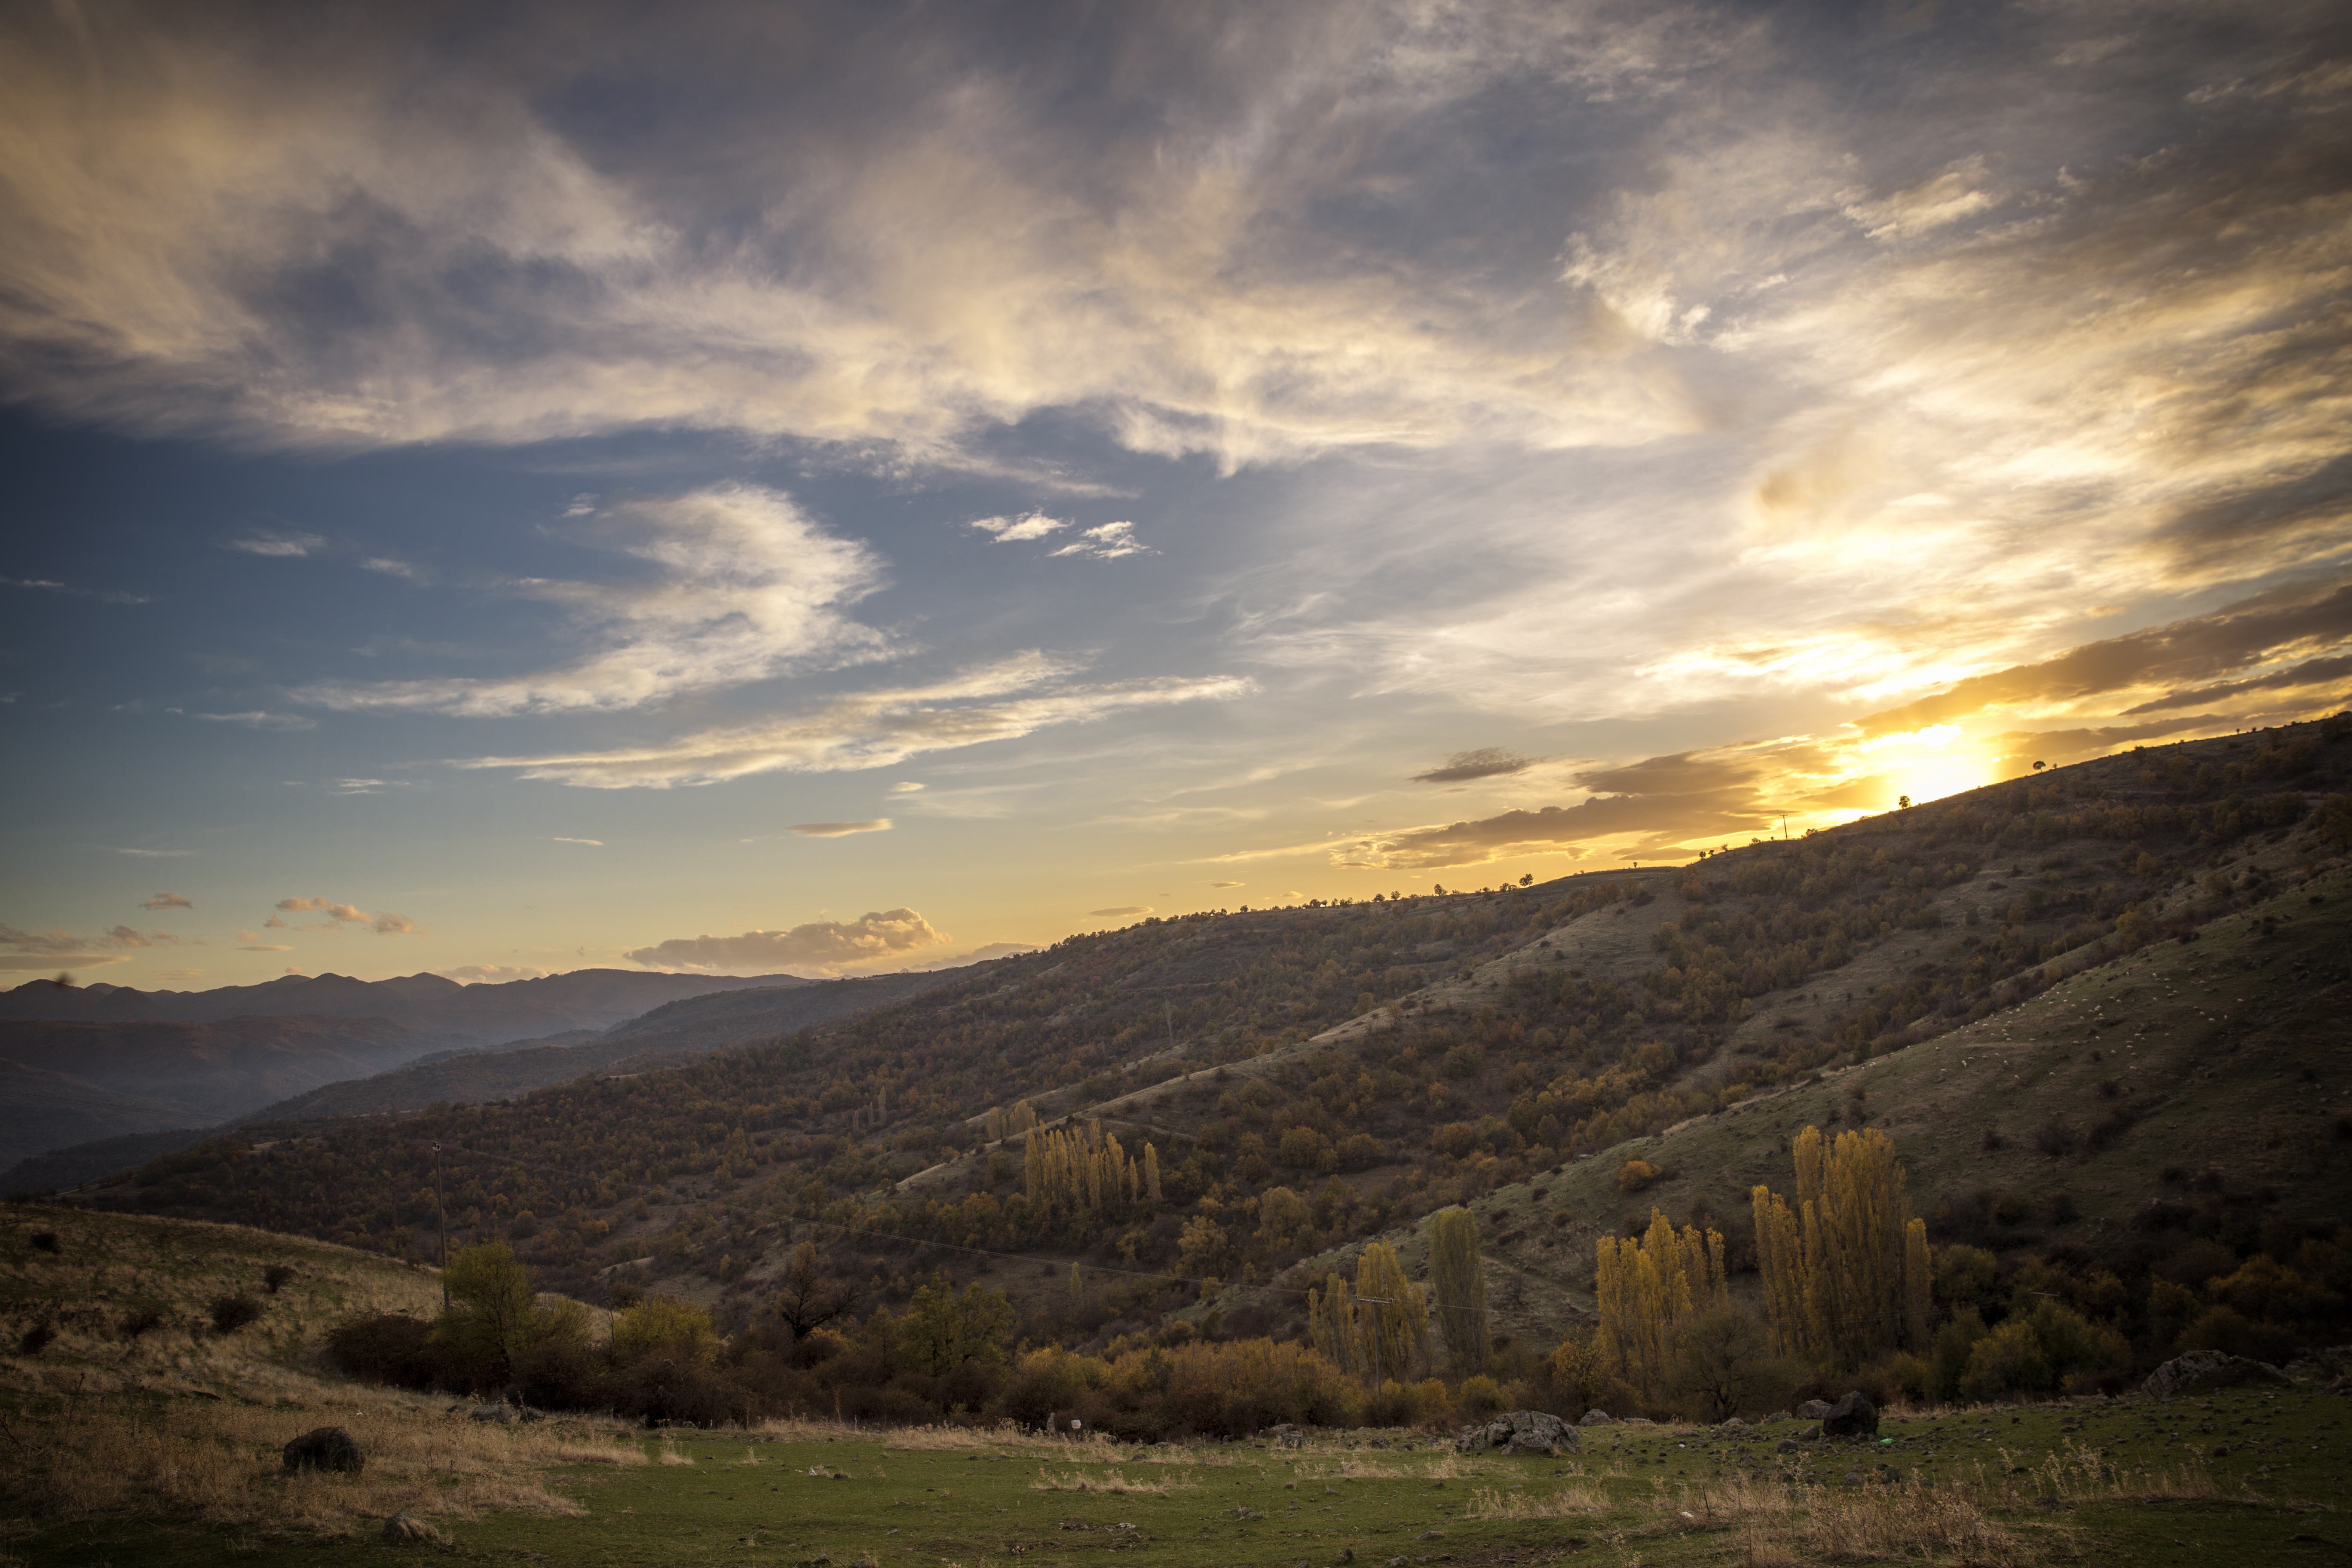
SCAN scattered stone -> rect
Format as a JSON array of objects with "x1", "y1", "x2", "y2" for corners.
[
  {"x1": 1578, "y1": 1409, "x2": 1617, "y2": 1427},
  {"x1": 1843, "y1": 1471, "x2": 1863, "y2": 1486},
  {"x1": 1777, "y1": 1439, "x2": 1800, "y2": 1454},
  {"x1": 2143, "y1": 1351, "x2": 2291, "y2": 1401},
  {"x1": 1822, "y1": 1391, "x2": 1880, "y2": 1439},
  {"x1": 469, "y1": 1404, "x2": 519, "y2": 1424},
  {"x1": 1268, "y1": 1423, "x2": 1306, "y2": 1449},
  {"x1": 1453, "y1": 1410, "x2": 1576, "y2": 1456},
  {"x1": 1796, "y1": 1399, "x2": 1837, "y2": 1420},
  {"x1": 1718, "y1": 1416, "x2": 1744, "y2": 1430},
  {"x1": 380, "y1": 1513, "x2": 442, "y2": 1544},
  {"x1": 282, "y1": 1426, "x2": 364, "y2": 1475}
]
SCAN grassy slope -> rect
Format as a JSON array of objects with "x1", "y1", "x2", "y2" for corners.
[{"x1": 1269, "y1": 839, "x2": 2352, "y2": 1348}]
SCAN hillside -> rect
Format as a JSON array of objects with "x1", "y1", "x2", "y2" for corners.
[{"x1": 66, "y1": 717, "x2": 2352, "y2": 1369}]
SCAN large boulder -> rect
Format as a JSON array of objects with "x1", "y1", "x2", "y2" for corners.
[
  {"x1": 282, "y1": 1426, "x2": 364, "y2": 1475},
  {"x1": 2142, "y1": 1350, "x2": 2290, "y2": 1401},
  {"x1": 1577, "y1": 1409, "x2": 1617, "y2": 1427},
  {"x1": 381, "y1": 1513, "x2": 444, "y2": 1545},
  {"x1": 1455, "y1": 1410, "x2": 1576, "y2": 1456},
  {"x1": 1821, "y1": 1391, "x2": 1879, "y2": 1439}
]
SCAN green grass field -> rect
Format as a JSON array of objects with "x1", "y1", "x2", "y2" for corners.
[{"x1": 13, "y1": 1386, "x2": 2348, "y2": 1567}]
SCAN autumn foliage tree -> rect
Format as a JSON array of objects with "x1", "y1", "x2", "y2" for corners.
[
  {"x1": 1592, "y1": 1208, "x2": 1728, "y2": 1396},
  {"x1": 1306, "y1": 1240, "x2": 1429, "y2": 1384},
  {"x1": 1429, "y1": 1207, "x2": 1490, "y2": 1376},
  {"x1": 1750, "y1": 1126, "x2": 1932, "y2": 1368}
]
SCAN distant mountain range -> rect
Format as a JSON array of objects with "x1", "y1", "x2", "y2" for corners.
[
  {"x1": 0, "y1": 966, "x2": 812, "y2": 1038},
  {"x1": 0, "y1": 967, "x2": 964, "y2": 1190},
  {"x1": 0, "y1": 967, "x2": 814, "y2": 1177}
]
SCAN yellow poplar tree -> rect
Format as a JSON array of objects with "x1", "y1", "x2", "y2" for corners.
[
  {"x1": 1750, "y1": 1125, "x2": 1932, "y2": 1368},
  {"x1": 1592, "y1": 1208, "x2": 1727, "y2": 1396}
]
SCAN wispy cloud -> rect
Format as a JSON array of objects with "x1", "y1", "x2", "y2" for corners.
[
  {"x1": 1049, "y1": 521, "x2": 1150, "y2": 560},
  {"x1": 1, "y1": 574, "x2": 153, "y2": 604},
  {"x1": 788, "y1": 819, "x2": 891, "y2": 837},
  {"x1": 625, "y1": 907, "x2": 948, "y2": 975},
  {"x1": 292, "y1": 484, "x2": 884, "y2": 717},
  {"x1": 138, "y1": 891, "x2": 193, "y2": 911},
  {"x1": 1089, "y1": 905, "x2": 1152, "y2": 917},
  {"x1": 222, "y1": 530, "x2": 325, "y2": 557},
  {"x1": 174, "y1": 708, "x2": 316, "y2": 731},
  {"x1": 551, "y1": 836, "x2": 604, "y2": 846},
  {"x1": 114, "y1": 847, "x2": 193, "y2": 858},
  {"x1": 454, "y1": 655, "x2": 1250, "y2": 788},
  {"x1": 433, "y1": 963, "x2": 552, "y2": 983},
  {"x1": 1412, "y1": 748, "x2": 1537, "y2": 784}
]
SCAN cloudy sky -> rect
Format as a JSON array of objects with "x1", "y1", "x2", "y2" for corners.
[{"x1": 4, "y1": 0, "x2": 2349, "y2": 986}]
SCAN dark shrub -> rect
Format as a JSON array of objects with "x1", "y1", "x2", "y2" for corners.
[
  {"x1": 1981, "y1": 1125, "x2": 2006, "y2": 1152},
  {"x1": 29, "y1": 1231, "x2": 60, "y2": 1254},
  {"x1": 2084, "y1": 1104, "x2": 2137, "y2": 1152},
  {"x1": 262, "y1": 1264, "x2": 297, "y2": 1295},
  {"x1": 19, "y1": 1323, "x2": 55, "y2": 1356},
  {"x1": 118, "y1": 1308, "x2": 164, "y2": 1340},
  {"x1": 210, "y1": 1294, "x2": 264, "y2": 1335},
  {"x1": 325, "y1": 1312, "x2": 441, "y2": 1389},
  {"x1": 2034, "y1": 1117, "x2": 2077, "y2": 1158}
]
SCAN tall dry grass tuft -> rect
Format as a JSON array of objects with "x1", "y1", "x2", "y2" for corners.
[
  {"x1": 1464, "y1": 1482, "x2": 1611, "y2": 1518},
  {"x1": 1028, "y1": 1467, "x2": 1193, "y2": 1494},
  {"x1": 1657, "y1": 1476, "x2": 2037, "y2": 1568}
]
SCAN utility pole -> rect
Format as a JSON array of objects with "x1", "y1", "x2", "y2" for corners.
[{"x1": 432, "y1": 1142, "x2": 448, "y2": 1309}]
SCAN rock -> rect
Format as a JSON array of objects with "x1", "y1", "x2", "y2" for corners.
[
  {"x1": 282, "y1": 1426, "x2": 364, "y2": 1475},
  {"x1": 1822, "y1": 1390, "x2": 1879, "y2": 1439},
  {"x1": 1777, "y1": 1439, "x2": 1799, "y2": 1454},
  {"x1": 380, "y1": 1513, "x2": 442, "y2": 1544},
  {"x1": 1454, "y1": 1410, "x2": 1576, "y2": 1456},
  {"x1": 1718, "y1": 1416, "x2": 1744, "y2": 1430},
  {"x1": 469, "y1": 1404, "x2": 519, "y2": 1424},
  {"x1": 1268, "y1": 1423, "x2": 1305, "y2": 1449},
  {"x1": 2142, "y1": 1351, "x2": 2291, "y2": 1401},
  {"x1": 1577, "y1": 1409, "x2": 1617, "y2": 1427},
  {"x1": 1795, "y1": 1399, "x2": 1837, "y2": 1420}
]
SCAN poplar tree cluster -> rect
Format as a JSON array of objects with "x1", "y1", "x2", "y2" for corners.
[
  {"x1": 1023, "y1": 1122, "x2": 1161, "y2": 1225},
  {"x1": 1304, "y1": 1241, "x2": 1429, "y2": 1384},
  {"x1": 1592, "y1": 1210, "x2": 1730, "y2": 1393},
  {"x1": 1751, "y1": 1125, "x2": 1933, "y2": 1367}
]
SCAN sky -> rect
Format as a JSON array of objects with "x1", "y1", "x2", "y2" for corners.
[{"x1": 3, "y1": 0, "x2": 2349, "y2": 988}]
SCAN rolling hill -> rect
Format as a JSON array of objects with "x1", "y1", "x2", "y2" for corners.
[{"x1": 59, "y1": 717, "x2": 2352, "y2": 1380}]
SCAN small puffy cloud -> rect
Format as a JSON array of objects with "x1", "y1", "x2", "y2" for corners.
[
  {"x1": 788, "y1": 819, "x2": 891, "y2": 837},
  {"x1": 551, "y1": 836, "x2": 604, "y2": 845},
  {"x1": 139, "y1": 891, "x2": 193, "y2": 911},
  {"x1": 1211, "y1": 880, "x2": 1243, "y2": 888},
  {"x1": 625, "y1": 907, "x2": 949, "y2": 975},
  {"x1": 433, "y1": 963, "x2": 553, "y2": 983},
  {"x1": 1089, "y1": 905, "x2": 1152, "y2": 917},
  {"x1": 1049, "y1": 521, "x2": 1150, "y2": 560},
  {"x1": 889, "y1": 781, "x2": 925, "y2": 793},
  {"x1": 1412, "y1": 747, "x2": 1537, "y2": 784},
  {"x1": 332, "y1": 779, "x2": 386, "y2": 793},
  {"x1": 970, "y1": 511, "x2": 1067, "y2": 542},
  {"x1": 223, "y1": 530, "x2": 325, "y2": 557},
  {"x1": 359, "y1": 557, "x2": 418, "y2": 579},
  {"x1": 271, "y1": 897, "x2": 422, "y2": 934}
]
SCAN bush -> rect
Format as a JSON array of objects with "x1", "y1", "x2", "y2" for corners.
[
  {"x1": 1957, "y1": 1320, "x2": 2050, "y2": 1402},
  {"x1": 209, "y1": 1294, "x2": 264, "y2": 1335},
  {"x1": 29, "y1": 1231, "x2": 60, "y2": 1254},
  {"x1": 325, "y1": 1312, "x2": 442, "y2": 1388},
  {"x1": 1458, "y1": 1374, "x2": 1504, "y2": 1416},
  {"x1": 1616, "y1": 1158, "x2": 1660, "y2": 1193},
  {"x1": 262, "y1": 1264, "x2": 297, "y2": 1295},
  {"x1": 18, "y1": 1323, "x2": 55, "y2": 1356},
  {"x1": 1931, "y1": 1308, "x2": 1987, "y2": 1401},
  {"x1": 2033, "y1": 1117, "x2": 2077, "y2": 1158},
  {"x1": 117, "y1": 1308, "x2": 163, "y2": 1340}
]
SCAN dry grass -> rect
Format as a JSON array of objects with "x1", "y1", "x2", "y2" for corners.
[
  {"x1": 1028, "y1": 1467, "x2": 1193, "y2": 1494},
  {"x1": 1295, "y1": 1452, "x2": 1502, "y2": 1481},
  {"x1": 1464, "y1": 1482, "x2": 1611, "y2": 1518},
  {"x1": 1654, "y1": 1476, "x2": 2037, "y2": 1568},
  {"x1": 0, "y1": 1389, "x2": 644, "y2": 1537}
]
